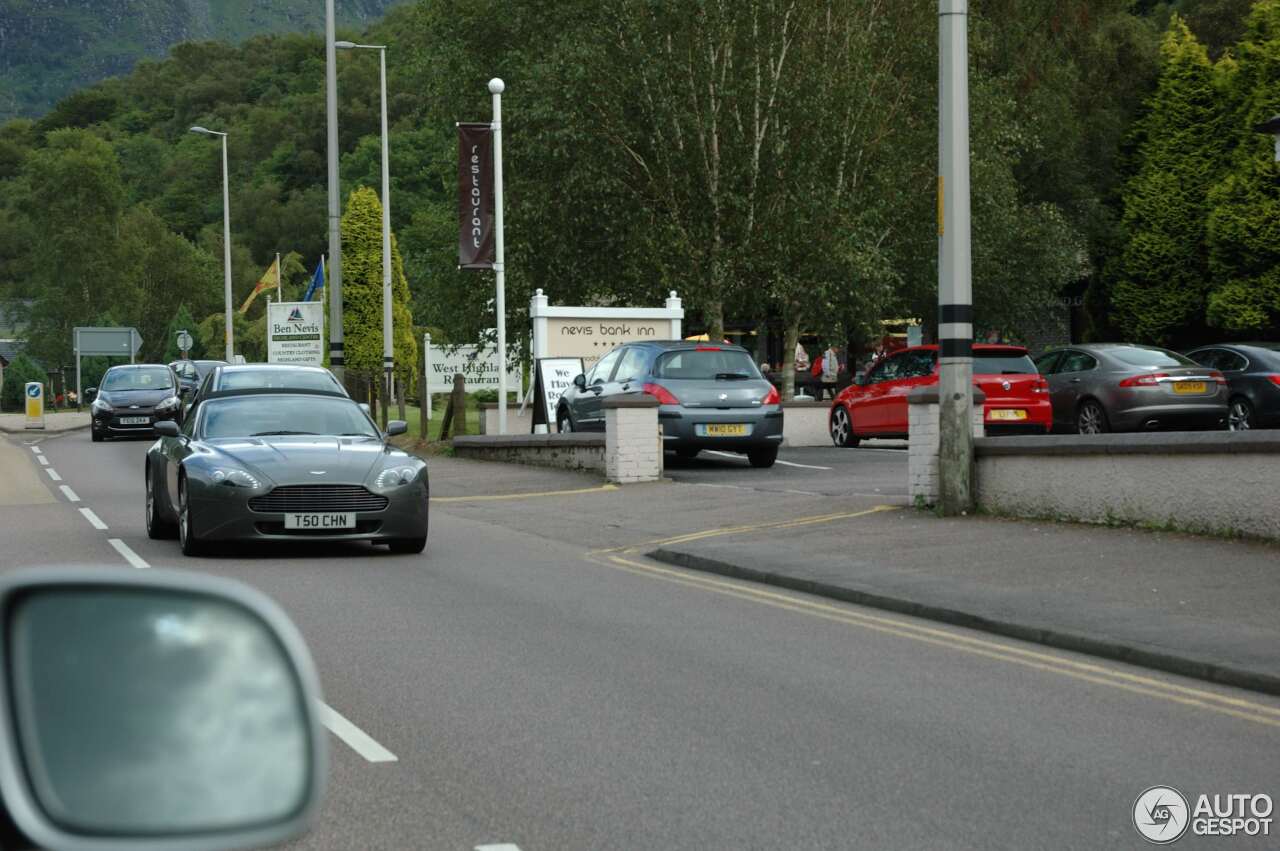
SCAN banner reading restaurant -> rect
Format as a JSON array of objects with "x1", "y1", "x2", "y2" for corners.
[{"x1": 457, "y1": 122, "x2": 495, "y2": 269}]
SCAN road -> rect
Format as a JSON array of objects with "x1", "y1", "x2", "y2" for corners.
[{"x1": 2, "y1": 430, "x2": 1278, "y2": 850}]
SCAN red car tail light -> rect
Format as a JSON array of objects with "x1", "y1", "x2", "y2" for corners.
[
  {"x1": 642, "y1": 382, "x2": 680, "y2": 405},
  {"x1": 761, "y1": 386, "x2": 780, "y2": 405},
  {"x1": 695, "y1": 345, "x2": 721, "y2": 351},
  {"x1": 1118, "y1": 372, "x2": 1168, "y2": 388}
]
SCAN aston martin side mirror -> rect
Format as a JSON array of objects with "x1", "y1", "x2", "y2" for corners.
[
  {"x1": 154, "y1": 420, "x2": 181, "y2": 437},
  {"x1": 0, "y1": 569, "x2": 325, "y2": 851},
  {"x1": 385, "y1": 420, "x2": 408, "y2": 437}
]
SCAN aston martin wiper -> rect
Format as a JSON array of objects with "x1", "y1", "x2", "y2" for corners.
[{"x1": 250, "y1": 430, "x2": 317, "y2": 436}]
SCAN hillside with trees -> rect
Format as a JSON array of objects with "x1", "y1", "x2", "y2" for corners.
[{"x1": 0, "y1": 0, "x2": 406, "y2": 121}]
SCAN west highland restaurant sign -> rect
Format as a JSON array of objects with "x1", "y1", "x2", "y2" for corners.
[
  {"x1": 267, "y1": 301, "x2": 324, "y2": 367},
  {"x1": 457, "y1": 122, "x2": 495, "y2": 269}
]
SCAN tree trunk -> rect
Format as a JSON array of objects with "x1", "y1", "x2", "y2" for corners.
[
  {"x1": 705, "y1": 299, "x2": 725, "y2": 344},
  {"x1": 781, "y1": 318, "x2": 799, "y2": 402}
]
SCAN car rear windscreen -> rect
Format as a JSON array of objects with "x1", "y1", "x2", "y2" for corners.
[
  {"x1": 653, "y1": 349, "x2": 762, "y2": 380},
  {"x1": 1108, "y1": 346, "x2": 1195, "y2": 367},
  {"x1": 219, "y1": 370, "x2": 341, "y2": 393},
  {"x1": 973, "y1": 352, "x2": 1036, "y2": 375},
  {"x1": 101, "y1": 367, "x2": 173, "y2": 391}
]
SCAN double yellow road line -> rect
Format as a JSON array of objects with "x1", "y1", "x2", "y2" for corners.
[{"x1": 589, "y1": 506, "x2": 1280, "y2": 729}]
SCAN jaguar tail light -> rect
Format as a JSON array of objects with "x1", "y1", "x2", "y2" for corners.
[
  {"x1": 1118, "y1": 372, "x2": 1168, "y2": 388},
  {"x1": 1210, "y1": 370, "x2": 1228, "y2": 385},
  {"x1": 642, "y1": 382, "x2": 680, "y2": 405},
  {"x1": 1268, "y1": 374, "x2": 1280, "y2": 387}
]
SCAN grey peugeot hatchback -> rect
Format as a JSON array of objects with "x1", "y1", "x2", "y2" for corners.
[{"x1": 555, "y1": 341, "x2": 783, "y2": 467}]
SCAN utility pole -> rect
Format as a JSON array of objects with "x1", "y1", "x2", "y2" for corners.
[
  {"x1": 189, "y1": 126, "x2": 233, "y2": 361},
  {"x1": 325, "y1": 0, "x2": 345, "y2": 384},
  {"x1": 938, "y1": 0, "x2": 974, "y2": 515},
  {"x1": 336, "y1": 40, "x2": 393, "y2": 428},
  {"x1": 490, "y1": 78, "x2": 507, "y2": 434}
]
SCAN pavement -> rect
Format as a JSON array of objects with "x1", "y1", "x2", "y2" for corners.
[
  {"x1": 2, "y1": 431, "x2": 1278, "y2": 849},
  {"x1": 0, "y1": 410, "x2": 89, "y2": 433},
  {"x1": 435, "y1": 445, "x2": 1280, "y2": 695}
]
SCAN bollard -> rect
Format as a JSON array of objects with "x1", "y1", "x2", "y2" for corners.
[{"x1": 451, "y1": 373, "x2": 467, "y2": 436}]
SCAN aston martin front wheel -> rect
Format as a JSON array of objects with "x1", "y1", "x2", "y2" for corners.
[{"x1": 178, "y1": 476, "x2": 205, "y2": 557}]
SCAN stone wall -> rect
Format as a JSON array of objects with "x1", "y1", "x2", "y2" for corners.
[{"x1": 974, "y1": 432, "x2": 1280, "y2": 540}]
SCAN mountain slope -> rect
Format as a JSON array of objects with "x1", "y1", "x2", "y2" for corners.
[{"x1": 0, "y1": 0, "x2": 405, "y2": 120}]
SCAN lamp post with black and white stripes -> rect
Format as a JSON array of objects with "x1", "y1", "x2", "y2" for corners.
[{"x1": 938, "y1": 0, "x2": 974, "y2": 515}]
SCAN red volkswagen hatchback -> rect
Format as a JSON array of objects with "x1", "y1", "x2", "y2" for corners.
[{"x1": 828, "y1": 344, "x2": 1052, "y2": 446}]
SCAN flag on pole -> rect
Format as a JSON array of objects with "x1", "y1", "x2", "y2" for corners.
[
  {"x1": 303, "y1": 256, "x2": 325, "y2": 302},
  {"x1": 239, "y1": 257, "x2": 281, "y2": 314}
]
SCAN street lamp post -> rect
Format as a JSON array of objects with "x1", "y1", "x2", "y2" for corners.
[
  {"x1": 336, "y1": 41, "x2": 394, "y2": 428},
  {"x1": 190, "y1": 126, "x2": 234, "y2": 362},
  {"x1": 489, "y1": 77, "x2": 507, "y2": 435},
  {"x1": 325, "y1": 0, "x2": 345, "y2": 385}
]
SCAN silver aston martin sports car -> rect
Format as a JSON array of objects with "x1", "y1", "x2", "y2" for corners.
[{"x1": 144, "y1": 388, "x2": 429, "y2": 556}]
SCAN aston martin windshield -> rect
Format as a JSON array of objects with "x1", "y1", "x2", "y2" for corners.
[{"x1": 201, "y1": 396, "x2": 378, "y2": 439}]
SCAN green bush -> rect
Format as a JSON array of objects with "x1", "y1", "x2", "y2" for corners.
[{"x1": 0, "y1": 354, "x2": 50, "y2": 413}]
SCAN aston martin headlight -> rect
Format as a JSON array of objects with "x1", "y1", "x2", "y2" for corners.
[
  {"x1": 374, "y1": 466, "x2": 417, "y2": 490},
  {"x1": 210, "y1": 468, "x2": 262, "y2": 489},
  {"x1": 155, "y1": 395, "x2": 181, "y2": 414},
  {"x1": 91, "y1": 398, "x2": 113, "y2": 414}
]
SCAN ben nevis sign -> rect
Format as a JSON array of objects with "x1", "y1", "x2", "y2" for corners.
[{"x1": 267, "y1": 302, "x2": 324, "y2": 366}]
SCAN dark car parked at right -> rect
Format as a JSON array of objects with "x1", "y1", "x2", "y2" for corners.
[{"x1": 1184, "y1": 343, "x2": 1280, "y2": 431}]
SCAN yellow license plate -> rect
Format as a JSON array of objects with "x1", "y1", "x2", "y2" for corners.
[
  {"x1": 1173, "y1": 381, "x2": 1207, "y2": 394},
  {"x1": 705, "y1": 423, "x2": 748, "y2": 436},
  {"x1": 989, "y1": 409, "x2": 1027, "y2": 421}
]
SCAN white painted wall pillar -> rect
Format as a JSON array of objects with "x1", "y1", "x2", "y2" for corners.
[
  {"x1": 665, "y1": 291, "x2": 682, "y2": 340},
  {"x1": 603, "y1": 396, "x2": 662, "y2": 484},
  {"x1": 908, "y1": 386, "x2": 985, "y2": 506}
]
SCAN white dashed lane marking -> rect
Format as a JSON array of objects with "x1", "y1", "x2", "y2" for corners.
[
  {"x1": 316, "y1": 702, "x2": 398, "y2": 763},
  {"x1": 108, "y1": 539, "x2": 149, "y2": 569},
  {"x1": 45, "y1": 468, "x2": 62, "y2": 481},
  {"x1": 79, "y1": 508, "x2": 108, "y2": 530},
  {"x1": 36, "y1": 455, "x2": 48, "y2": 466},
  {"x1": 59, "y1": 485, "x2": 80, "y2": 502}
]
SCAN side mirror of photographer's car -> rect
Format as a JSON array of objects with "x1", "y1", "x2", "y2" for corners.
[{"x1": 0, "y1": 569, "x2": 326, "y2": 851}]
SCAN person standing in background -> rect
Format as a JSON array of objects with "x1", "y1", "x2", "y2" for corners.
[{"x1": 794, "y1": 342, "x2": 810, "y2": 372}]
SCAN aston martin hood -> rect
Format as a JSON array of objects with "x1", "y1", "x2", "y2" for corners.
[{"x1": 205, "y1": 436, "x2": 388, "y2": 486}]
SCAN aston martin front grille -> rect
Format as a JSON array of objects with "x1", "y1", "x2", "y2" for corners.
[{"x1": 248, "y1": 485, "x2": 388, "y2": 513}]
